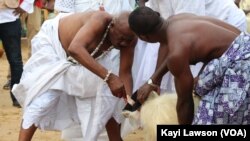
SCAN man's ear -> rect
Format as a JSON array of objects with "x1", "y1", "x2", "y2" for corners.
[{"x1": 139, "y1": 34, "x2": 147, "y2": 39}]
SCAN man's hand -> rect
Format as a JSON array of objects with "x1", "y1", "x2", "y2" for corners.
[
  {"x1": 137, "y1": 83, "x2": 159, "y2": 104},
  {"x1": 13, "y1": 7, "x2": 26, "y2": 16},
  {"x1": 107, "y1": 73, "x2": 127, "y2": 99}
]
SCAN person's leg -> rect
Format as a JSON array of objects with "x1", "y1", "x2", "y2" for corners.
[
  {"x1": 3, "y1": 67, "x2": 11, "y2": 90},
  {"x1": 0, "y1": 27, "x2": 11, "y2": 90},
  {"x1": 18, "y1": 122, "x2": 37, "y2": 141},
  {"x1": 0, "y1": 19, "x2": 23, "y2": 107},
  {"x1": 75, "y1": 96, "x2": 123, "y2": 141},
  {"x1": 106, "y1": 117, "x2": 123, "y2": 141},
  {"x1": 20, "y1": 13, "x2": 28, "y2": 38},
  {"x1": 18, "y1": 90, "x2": 62, "y2": 140}
]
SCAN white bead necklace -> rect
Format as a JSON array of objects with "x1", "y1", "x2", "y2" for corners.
[
  {"x1": 67, "y1": 18, "x2": 114, "y2": 64},
  {"x1": 90, "y1": 19, "x2": 114, "y2": 57}
]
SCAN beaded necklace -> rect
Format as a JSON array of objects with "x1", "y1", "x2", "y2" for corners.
[
  {"x1": 90, "y1": 19, "x2": 114, "y2": 57},
  {"x1": 68, "y1": 18, "x2": 114, "y2": 64}
]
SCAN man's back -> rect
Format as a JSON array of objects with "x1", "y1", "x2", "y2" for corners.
[
  {"x1": 166, "y1": 13, "x2": 241, "y2": 64},
  {"x1": 148, "y1": 0, "x2": 246, "y2": 31}
]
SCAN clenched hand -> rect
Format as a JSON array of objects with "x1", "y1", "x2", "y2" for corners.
[
  {"x1": 106, "y1": 73, "x2": 127, "y2": 100},
  {"x1": 137, "y1": 83, "x2": 159, "y2": 104}
]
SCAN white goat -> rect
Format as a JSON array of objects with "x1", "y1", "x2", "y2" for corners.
[{"x1": 122, "y1": 91, "x2": 200, "y2": 141}]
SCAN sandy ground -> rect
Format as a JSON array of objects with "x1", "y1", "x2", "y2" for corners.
[
  {"x1": 0, "y1": 39, "x2": 143, "y2": 141},
  {"x1": 0, "y1": 39, "x2": 63, "y2": 141}
]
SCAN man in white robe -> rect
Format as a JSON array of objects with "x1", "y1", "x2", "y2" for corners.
[
  {"x1": 13, "y1": 10, "x2": 137, "y2": 141},
  {"x1": 53, "y1": 1, "x2": 138, "y2": 140}
]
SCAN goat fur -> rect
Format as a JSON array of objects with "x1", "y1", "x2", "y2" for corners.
[{"x1": 122, "y1": 91, "x2": 201, "y2": 141}]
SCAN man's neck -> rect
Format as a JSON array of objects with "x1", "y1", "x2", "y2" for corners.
[{"x1": 157, "y1": 19, "x2": 168, "y2": 43}]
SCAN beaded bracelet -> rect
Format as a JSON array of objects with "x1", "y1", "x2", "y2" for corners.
[{"x1": 104, "y1": 70, "x2": 112, "y2": 82}]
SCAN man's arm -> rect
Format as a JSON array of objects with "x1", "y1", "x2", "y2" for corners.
[
  {"x1": 137, "y1": 44, "x2": 169, "y2": 104},
  {"x1": 14, "y1": 0, "x2": 35, "y2": 16},
  {"x1": 68, "y1": 13, "x2": 110, "y2": 79},
  {"x1": 168, "y1": 45, "x2": 194, "y2": 124},
  {"x1": 119, "y1": 38, "x2": 137, "y2": 98},
  {"x1": 67, "y1": 12, "x2": 126, "y2": 98},
  {"x1": 151, "y1": 44, "x2": 169, "y2": 85},
  {"x1": 172, "y1": 65, "x2": 194, "y2": 124}
]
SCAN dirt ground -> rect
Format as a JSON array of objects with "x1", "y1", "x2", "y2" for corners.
[{"x1": 0, "y1": 39, "x2": 143, "y2": 141}]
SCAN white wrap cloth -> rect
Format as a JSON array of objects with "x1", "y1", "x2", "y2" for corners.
[{"x1": 12, "y1": 13, "x2": 125, "y2": 141}]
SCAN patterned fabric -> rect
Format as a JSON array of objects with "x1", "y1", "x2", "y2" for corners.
[{"x1": 193, "y1": 32, "x2": 250, "y2": 124}]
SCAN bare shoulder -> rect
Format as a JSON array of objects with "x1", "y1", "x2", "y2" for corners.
[
  {"x1": 167, "y1": 13, "x2": 197, "y2": 30},
  {"x1": 168, "y1": 13, "x2": 197, "y2": 21},
  {"x1": 166, "y1": 39, "x2": 191, "y2": 76},
  {"x1": 166, "y1": 13, "x2": 200, "y2": 47},
  {"x1": 61, "y1": 11, "x2": 112, "y2": 25},
  {"x1": 90, "y1": 11, "x2": 112, "y2": 22},
  {"x1": 166, "y1": 20, "x2": 193, "y2": 50},
  {"x1": 166, "y1": 27, "x2": 192, "y2": 66}
]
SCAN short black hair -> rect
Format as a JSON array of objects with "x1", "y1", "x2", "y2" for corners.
[{"x1": 129, "y1": 7, "x2": 162, "y2": 35}]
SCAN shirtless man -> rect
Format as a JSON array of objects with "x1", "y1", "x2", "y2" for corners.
[
  {"x1": 13, "y1": 10, "x2": 137, "y2": 141},
  {"x1": 133, "y1": 0, "x2": 246, "y2": 94},
  {"x1": 128, "y1": 7, "x2": 250, "y2": 124}
]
